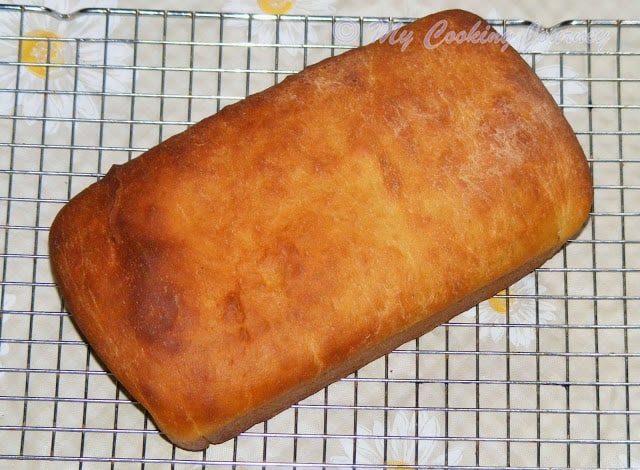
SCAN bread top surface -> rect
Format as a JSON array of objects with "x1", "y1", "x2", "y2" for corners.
[{"x1": 49, "y1": 9, "x2": 592, "y2": 449}]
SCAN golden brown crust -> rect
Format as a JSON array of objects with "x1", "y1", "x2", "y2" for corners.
[{"x1": 49, "y1": 9, "x2": 592, "y2": 450}]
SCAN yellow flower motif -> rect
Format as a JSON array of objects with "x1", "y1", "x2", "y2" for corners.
[
  {"x1": 257, "y1": 0, "x2": 295, "y2": 15},
  {"x1": 20, "y1": 29, "x2": 66, "y2": 79},
  {"x1": 222, "y1": 0, "x2": 336, "y2": 55},
  {"x1": 463, "y1": 273, "x2": 556, "y2": 348},
  {"x1": 330, "y1": 411, "x2": 463, "y2": 467},
  {"x1": 0, "y1": 0, "x2": 132, "y2": 132},
  {"x1": 488, "y1": 288, "x2": 508, "y2": 314},
  {"x1": 386, "y1": 460, "x2": 413, "y2": 469}
]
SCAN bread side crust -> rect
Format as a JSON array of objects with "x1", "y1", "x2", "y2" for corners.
[{"x1": 200, "y1": 236, "x2": 578, "y2": 448}]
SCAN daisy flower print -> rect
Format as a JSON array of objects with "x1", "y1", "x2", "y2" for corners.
[
  {"x1": 463, "y1": 273, "x2": 557, "y2": 349},
  {"x1": 221, "y1": 0, "x2": 336, "y2": 54},
  {"x1": 0, "y1": 0, "x2": 132, "y2": 133},
  {"x1": 330, "y1": 411, "x2": 463, "y2": 468}
]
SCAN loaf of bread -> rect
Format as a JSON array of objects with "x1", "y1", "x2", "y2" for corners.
[{"x1": 49, "y1": 9, "x2": 592, "y2": 450}]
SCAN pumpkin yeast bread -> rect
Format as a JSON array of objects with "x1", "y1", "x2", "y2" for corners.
[{"x1": 49, "y1": 9, "x2": 592, "y2": 450}]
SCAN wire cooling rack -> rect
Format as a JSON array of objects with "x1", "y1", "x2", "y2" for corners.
[{"x1": 1, "y1": 4, "x2": 639, "y2": 469}]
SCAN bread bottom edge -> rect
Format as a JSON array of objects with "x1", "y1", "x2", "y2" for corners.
[{"x1": 165, "y1": 240, "x2": 570, "y2": 450}]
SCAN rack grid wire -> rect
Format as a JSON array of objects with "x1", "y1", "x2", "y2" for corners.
[{"x1": 0, "y1": 4, "x2": 639, "y2": 469}]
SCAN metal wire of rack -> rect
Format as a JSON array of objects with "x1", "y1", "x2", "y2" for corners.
[{"x1": 0, "y1": 4, "x2": 639, "y2": 469}]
